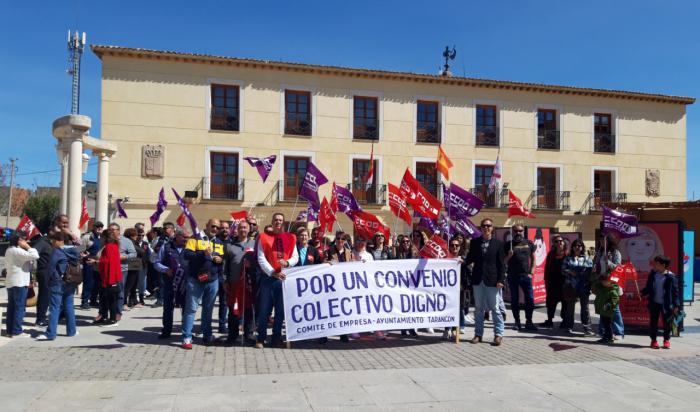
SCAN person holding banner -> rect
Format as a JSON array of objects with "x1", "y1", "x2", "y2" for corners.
[
  {"x1": 181, "y1": 219, "x2": 225, "y2": 349},
  {"x1": 255, "y1": 213, "x2": 298, "y2": 349},
  {"x1": 561, "y1": 239, "x2": 594, "y2": 335},
  {"x1": 466, "y1": 218, "x2": 506, "y2": 346},
  {"x1": 594, "y1": 234, "x2": 624, "y2": 339},
  {"x1": 640, "y1": 255, "x2": 680, "y2": 349},
  {"x1": 327, "y1": 232, "x2": 352, "y2": 263},
  {"x1": 224, "y1": 221, "x2": 257, "y2": 345}
]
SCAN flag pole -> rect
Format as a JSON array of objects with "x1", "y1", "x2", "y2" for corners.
[
  {"x1": 287, "y1": 196, "x2": 301, "y2": 232},
  {"x1": 247, "y1": 181, "x2": 266, "y2": 215}
]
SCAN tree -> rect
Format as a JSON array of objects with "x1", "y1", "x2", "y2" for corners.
[{"x1": 23, "y1": 194, "x2": 60, "y2": 234}]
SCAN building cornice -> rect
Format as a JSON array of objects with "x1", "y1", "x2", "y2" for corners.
[{"x1": 91, "y1": 45, "x2": 695, "y2": 106}]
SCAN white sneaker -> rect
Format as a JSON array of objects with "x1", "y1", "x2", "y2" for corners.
[
  {"x1": 144, "y1": 290, "x2": 151, "y2": 297},
  {"x1": 35, "y1": 334, "x2": 52, "y2": 341},
  {"x1": 464, "y1": 315, "x2": 475, "y2": 325},
  {"x1": 69, "y1": 331, "x2": 80, "y2": 337},
  {"x1": 14, "y1": 332, "x2": 31, "y2": 338},
  {"x1": 425, "y1": 328, "x2": 435, "y2": 334},
  {"x1": 459, "y1": 327, "x2": 466, "y2": 334},
  {"x1": 103, "y1": 322, "x2": 119, "y2": 328}
]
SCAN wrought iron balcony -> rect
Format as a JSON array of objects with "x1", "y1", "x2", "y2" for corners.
[
  {"x1": 353, "y1": 123, "x2": 379, "y2": 140},
  {"x1": 537, "y1": 129, "x2": 560, "y2": 150},
  {"x1": 416, "y1": 123, "x2": 441, "y2": 144},
  {"x1": 531, "y1": 190, "x2": 570, "y2": 211},
  {"x1": 594, "y1": 133, "x2": 616, "y2": 153},
  {"x1": 346, "y1": 183, "x2": 387, "y2": 205},
  {"x1": 469, "y1": 187, "x2": 508, "y2": 208},
  {"x1": 201, "y1": 177, "x2": 244, "y2": 201},
  {"x1": 210, "y1": 108, "x2": 239, "y2": 131},
  {"x1": 284, "y1": 119, "x2": 312, "y2": 136},
  {"x1": 589, "y1": 192, "x2": 627, "y2": 211},
  {"x1": 475, "y1": 126, "x2": 499, "y2": 147}
]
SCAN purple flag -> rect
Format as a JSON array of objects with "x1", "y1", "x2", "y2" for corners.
[
  {"x1": 244, "y1": 155, "x2": 277, "y2": 183},
  {"x1": 414, "y1": 211, "x2": 437, "y2": 233},
  {"x1": 602, "y1": 205, "x2": 638, "y2": 238},
  {"x1": 453, "y1": 217, "x2": 482, "y2": 239},
  {"x1": 296, "y1": 210, "x2": 308, "y2": 222},
  {"x1": 172, "y1": 188, "x2": 199, "y2": 236},
  {"x1": 444, "y1": 183, "x2": 484, "y2": 219},
  {"x1": 298, "y1": 161, "x2": 328, "y2": 208},
  {"x1": 115, "y1": 199, "x2": 128, "y2": 219},
  {"x1": 307, "y1": 202, "x2": 319, "y2": 222},
  {"x1": 149, "y1": 188, "x2": 168, "y2": 226},
  {"x1": 333, "y1": 184, "x2": 362, "y2": 215}
]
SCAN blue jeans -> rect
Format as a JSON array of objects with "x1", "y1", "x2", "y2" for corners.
[
  {"x1": 181, "y1": 277, "x2": 219, "y2": 341},
  {"x1": 46, "y1": 284, "x2": 77, "y2": 339},
  {"x1": 507, "y1": 275, "x2": 535, "y2": 323},
  {"x1": 81, "y1": 264, "x2": 95, "y2": 306},
  {"x1": 6, "y1": 286, "x2": 28, "y2": 336},
  {"x1": 138, "y1": 268, "x2": 147, "y2": 301},
  {"x1": 257, "y1": 275, "x2": 285, "y2": 344},
  {"x1": 473, "y1": 282, "x2": 505, "y2": 337},
  {"x1": 156, "y1": 272, "x2": 164, "y2": 305},
  {"x1": 599, "y1": 306, "x2": 624, "y2": 336}
]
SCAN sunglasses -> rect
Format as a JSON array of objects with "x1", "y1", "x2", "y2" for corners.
[
  {"x1": 210, "y1": 225, "x2": 220, "y2": 229},
  {"x1": 481, "y1": 224, "x2": 493, "y2": 228},
  {"x1": 514, "y1": 230, "x2": 524, "y2": 233},
  {"x1": 450, "y1": 244, "x2": 460, "y2": 248},
  {"x1": 573, "y1": 244, "x2": 583, "y2": 248},
  {"x1": 402, "y1": 240, "x2": 411, "y2": 243}
]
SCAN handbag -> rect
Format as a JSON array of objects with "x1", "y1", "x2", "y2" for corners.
[
  {"x1": 26, "y1": 286, "x2": 37, "y2": 307},
  {"x1": 127, "y1": 258, "x2": 143, "y2": 271}
]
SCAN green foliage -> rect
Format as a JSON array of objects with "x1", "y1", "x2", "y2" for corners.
[{"x1": 23, "y1": 195, "x2": 60, "y2": 234}]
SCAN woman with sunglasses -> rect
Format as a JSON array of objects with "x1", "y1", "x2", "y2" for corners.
[
  {"x1": 443, "y1": 236, "x2": 470, "y2": 340},
  {"x1": 542, "y1": 235, "x2": 568, "y2": 328},
  {"x1": 370, "y1": 232, "x2": 394, "y2": 261},
  {"x1": 561, "y1": 239, "x2": 594, "y2": 335}
]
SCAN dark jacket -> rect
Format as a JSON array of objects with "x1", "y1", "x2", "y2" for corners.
[
  {"x1": 184, "y1": 236, "x2": 225, "y2": 282},
  {"x1": 296, "y1": 245, "x2": 321, "y2": 266},
  {"x1": 641, "y1": 271, "x2": 680, "y2": 314},
  {"x1": 31, "y1": 235, "x2": 54, "y2": 280},
  {"x1": 465, "y1": 237, "x2": 505, "y2": 287}
]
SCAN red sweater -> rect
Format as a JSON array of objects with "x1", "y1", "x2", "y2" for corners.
[{"x1": 99, "y1": 243, "x2": 123, "y2": 287}]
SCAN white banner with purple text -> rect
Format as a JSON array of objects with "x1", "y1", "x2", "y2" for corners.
[{"x1": 282, "y1": 259, "x2": 460, "y2": 341}]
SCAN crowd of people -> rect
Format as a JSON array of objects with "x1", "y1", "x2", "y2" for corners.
[{"x1": 2, "y1": 213, "x2": 681, "y2": 351}]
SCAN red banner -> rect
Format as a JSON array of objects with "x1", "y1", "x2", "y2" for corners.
[
  {"x1": 399, "y1": 168, "x2": 441, "y2": 219},
  {"x1": 350, "y1": 211, "x2": 390, "y2": 240},
  {"x1": 419, "y1": 234, "x2": 449, "y2": 259},
  {"x1": 319, "y1": 197, "x2": 336, "y2": 234},
  {"x1": 508, "y1": 190, "x2": 535, "y2": 218},
  {"x1": 388, "y1": 183, "x2": 412, "y2": 225},
  {"x1": 15, "y1": 215, "x2": 40, "y2": 239},
  {"x1": 79, "y1": 198, "x2": 90, "y2": 229},
  {"x1": 527, "y1": 227, "x2": 550, "y2": 304}
]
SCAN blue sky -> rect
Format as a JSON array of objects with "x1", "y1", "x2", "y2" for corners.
[{"x1": 1, "y1": 0, "x2": 699, "y2": 198}]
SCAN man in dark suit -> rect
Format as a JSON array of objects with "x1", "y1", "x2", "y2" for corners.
[{"x1": 465, "y1": 218, "x2": 506, "y2": 346}]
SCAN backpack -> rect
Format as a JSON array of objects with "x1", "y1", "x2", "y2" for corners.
[{"x1": 62, "y1": 252, "x2": 83, "y2": 285}]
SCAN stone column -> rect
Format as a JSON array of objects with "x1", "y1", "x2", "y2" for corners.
[
  {"x1": 95, "y1": 152, "x2": 111, "y2": 224},
  {"x1": 67, "y1": 137, "x2": 84, "y2": 235},
  {"x1": 58, "y1": 147, "x2": 69, "y2": 215}
]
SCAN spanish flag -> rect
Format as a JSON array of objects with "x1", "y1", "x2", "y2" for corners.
[{"x1": 436, "y1": 145, "x2": 454, "y2": 180}]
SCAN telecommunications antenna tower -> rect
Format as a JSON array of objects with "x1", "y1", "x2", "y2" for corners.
[{"x1": 67, "y1": 30, "x2": 86, "y2": 114}]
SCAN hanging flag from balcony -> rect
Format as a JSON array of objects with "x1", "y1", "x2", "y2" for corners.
[
  {"x1": 363, "y1": 142, "x2": 375, "y2": 191},
  {"x1": 172, "y1": 188, "x2": 199, "y2": 235},
  {"x1": 319, "y1": 197, "x2": 336, "y2": 233},
  {"x1": 601, "y1": 205, "x2": 638, "y2": 238},
  {"x1": 15, "y1": 215, "x2": 40, "y2": 239},
  {"x1": 176, "y1": 212, "x2": 186, "y2": 227},
  {"x1": 436, "y1": 145, "x2": 454, "y2": 180},
  {"x1": 453, "y1": 216, "x2": 482, "y2": 239},
  {"x1": 487, "y1": 155, "x2": 502, "y2": 196},
  {"x1": 443, "y1": 182, "x2": 484, "y2": 219},
  {"x1": 298, "y1": 161, "x2": 328, "y2": 209},
  {"x1": 229, "y1": 210, "x2": 248, "y2": 232},
  {"x1": 332, "y1": 182, "x2": 362, "y2": 215},
  {"x1": 420, "y1": 233, "x2": 449, "y2": 259},
  {"x1": 387, "y1": 183, "x2": 412, "y2": 226},
  {"x1": 350, "y1": 210, "x2": 390, "y2": 240},
  {"x1": 244, "y1": 155, "x2": 277, "y2": 183},
  {"x1": 508, "y1": 190, "x2": 535, "y2": 219},
  {"x1": 149, "y1": 188, "x2": 168, "y2": 227},
  {"x1": 115, "y1": 199, "x2": 128, "y2": 219},
  {"x1": 79, "y1": 198, "x2": 90, "y2": 229},
  {"x1": 400, "y1": 168, "x2": 441, "y2": 219}
]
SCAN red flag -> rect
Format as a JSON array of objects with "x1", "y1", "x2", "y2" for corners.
[
  {"x1": 176, "y1": 212, "x2": 186, "y2": 227},
  {"x1": 420, "y1": 234, "x2": 449, "y2": 259},
  {"x1": 363, "y1": 142, "x2": 375, "y2": 190},
  {"x1": 319, "y1": 197, "x2": 336, "y2": 233},
  {"x1": 79, "y1": 198, "x2": 90, "y2": 229},
  {"x1": 609, "y1": 262, "x2": 638, "y2": 285},
  {"x1": 230, "y1": 210, "x2": 248, "y2": 225},
  {"x1": 350, "y1": 210, "x2": 390, "y2": 240},
  {"x1": 436, "y1": 145, "x2": 453, "y2": 180},
  {"x1": 15, "y1": 215, "x2": 40, "y2": 239},
  {"x1": 400, "y1": 168, "x2": 441, "y2": 219},
  {"x1": 507, "y1": 190, "x2": 535, "y2": 219},
  {"x1": 388, "y1": 183, "x2": 412, "y2": 226},
  {"x1": 330, "y1": 183, "x2": 339, "y2": 214}
]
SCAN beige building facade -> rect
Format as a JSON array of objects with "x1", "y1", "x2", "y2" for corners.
[{"x1": 93, "y1": 45, "x2": 693, "y2": 242}]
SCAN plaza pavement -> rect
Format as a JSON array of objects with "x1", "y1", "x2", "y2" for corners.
[{"x1": 0, "y1": 256, "x2": 699, "y2": 411}]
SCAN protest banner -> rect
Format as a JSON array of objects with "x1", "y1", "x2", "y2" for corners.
[{"x1": 283, "y1": 259, "x2": 460, "y2": 341}]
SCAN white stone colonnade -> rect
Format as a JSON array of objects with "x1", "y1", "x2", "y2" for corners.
[{"x1": 52, "y1": 114, "x2": 116, "y2": 235}]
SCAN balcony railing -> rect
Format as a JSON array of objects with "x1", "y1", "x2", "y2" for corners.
[
  {"x1": 469, "y1": 187, "x2": 508, "y2": 208},
  {"x1": 201, "y1": 177, "x2": 245, "y2": 201},
  {"x1": 475, "y1": 126, "x2": 499, "y2": 147},
  {"x1": 537, "y1": 129, "x2": 560, "y2": 150},
  {"x1": 210, "y1": 108, "x2": 239, "y2": 131},
  {"x1": 284, "y1": 119, "x2": 312, "y2": 136},
  {"x1": 589, "y1": 192, "x2": 627, "y2": 211},
  {"x1": 346, "y1": 183, "x2": 386, "y2": 205},
  {"x1": 531, "y1": 190, "x2": 570, "y2": 210},
  {"x1": 416, "y1": 123, "x2": 441, "y2": 144},
  {"x1": 353, "y1": 123, "x2": 378, "y2": 140},
  {"x1": 594, "y1": 133, "x2": 616, "y2": 153}
]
